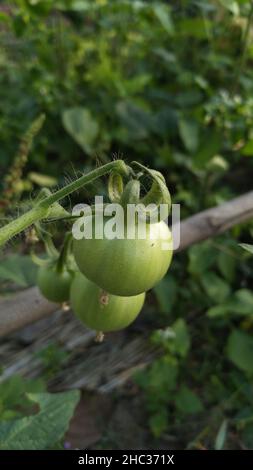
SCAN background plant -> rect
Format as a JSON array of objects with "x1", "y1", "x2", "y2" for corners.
[{"x1": 0, "y1": 0, "x2": 253, "y2": 450}]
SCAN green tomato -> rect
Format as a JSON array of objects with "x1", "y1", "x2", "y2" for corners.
[
  {"x1": 37, "y1": 265, "x2": 73, "y2": 302},
  {"x1": 70, "y1": 272, "x2": 145, "y2": 332},
  {"x1": 73, "y1": 216, "x2": 173, "y2": 296}
]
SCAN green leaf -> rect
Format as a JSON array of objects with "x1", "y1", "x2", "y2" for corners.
[
  {"x1": 175, "y1": 91, "x2": 203, "y2": 108},
  {"x1": 175, "y1": 386, "x2": 203, "y2": 414},
  {"x1": 148, "y1": 408, "x2": 168, "y2": 438},
  {"x1": 218, "y1": 250, "x2": 236, "y2": 282},
  {"x1": 125, "y1": 73, "x2": 152, "y2": 94},
  {"x1": 0, "y1": 376, "x2": 45, "y2": 420},
  {"x1": 207, "y1": 289, "x2": 253, "y2": 318},
  {"x1": 178, "y1": 18, "x2": 212, "y2": 39},
  {"x1": 116, "y1": 101, "x2": 154, "y2": 140},
  {"x1": 153, "y1": 48, "x2": 176, "y2": 65},
  {"x1": 241, "y1": 140, "x2": 253, "y2": 156},
  {"x1": 150, "y1": 357, "x2": 178, "y2": 392},
  {"x1": 215, "y1": 419, "x2": 228, "y2": 450},
  {"x1": 232, "y1": 289, "x2": 253, "y2": 315},
  {"x1": 226, "y1": 329, "x2": 253, "y2": 373},
  {"x1": 153, "y1": 4, "x2": 174, "y2": 35},
  {"x1": 0, "y1": 12, "x2": 11, "y2": 24},
  {"x1": 178, "y1": 118, "x2": 199, "y2": 153},
  {"x1": 0, "y1": 255, "x2": 38, "y2": 287},
  {"x1": 62, "y1": 107, "x2": 99, "y2": 154},
  {"x1": 136, "y1": 357, "x2": 178, "y2": 400},
  {"x1": 170, "y1": 319, "x2": 191, "y2": 358},
  {"x1": 194, "y1": 129, "x2": 222, "y2": 167},
  {"x1": 207, "y1": 304, "x2": 232, "y2": 318},
  {"x1": 188, "y1": 242, "x2": 217, "y2": 275},
  {"x1": 218, "y1": 0, "x2": 240, "y2": 15},
  {"x1": 62, "y1": 1, "x2": 91, "y2": 12},
  {"x1": 240, "y1": 244, "x2": 253, "y2": 255},
  {"x1": 201, "y1": 272, "x2": 231, "y2": 303},
  {"x1": 153, "y1": 275, "x2": 178, "y2": 314},
  {"x1": 207, "y1": 155, "x2": 229, "y2": 173},
  {"x1": 0, "y1": 390, "x2": 80, "y2": 450}
]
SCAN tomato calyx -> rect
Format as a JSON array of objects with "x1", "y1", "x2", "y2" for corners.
[
  {"x1": 120, "y1": 179, "x2": 141, "y2": 208},
  {"x1": 108, "y1": 172, "x2": 124, "y2": 203},
  {"x1": 131, "y1": 162, "x2": 171, "y2": 222},
  {"x1": 106, "y1": 162, "x2": 171, "y2": 223}
]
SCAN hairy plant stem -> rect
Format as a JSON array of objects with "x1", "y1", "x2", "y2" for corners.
[
  {"x1": 0, "y1": 160, "x2": 129, "y2": 248},
  {"x1": 38, "y1": 160, "x2": 129, "y2": 208},
  {"x1": 0, "y1": 206, "x2": 49, "y2": 247}
]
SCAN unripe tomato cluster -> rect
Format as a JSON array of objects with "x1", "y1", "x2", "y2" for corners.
[
  {"x1": 70, "y1": 216, "x2": 172, "y2": 333},
  {"x1": 36, "y1": 169, "x2": 173, "y2": 335}
]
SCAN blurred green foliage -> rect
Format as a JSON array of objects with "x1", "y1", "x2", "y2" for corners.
[
  {"x1": 0, "y1": 0, "x2": 252, "y2": 193},
  {"x1": 0, "y1": 375, "x2": 80, "y2": 450},
  {"x1": 0, "y1": 0, "x2": 253, "y2": 450},
  {"x1": 135, "y1": 239, "x2": 253, "y2": 447}
]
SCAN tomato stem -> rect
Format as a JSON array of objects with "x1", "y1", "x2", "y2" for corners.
[
  {"x1": 0, "y1": 205, "x2": 49, "y2": 247},
  {"x1": 0, "y1": 160, "x2": 130, "y2": 247},
  {"x1": 38, "y1": 160, "x2": 129, "y2": 208},
  {"x1": 56, "y1": 233, "x2": 73, "y2": 273}
]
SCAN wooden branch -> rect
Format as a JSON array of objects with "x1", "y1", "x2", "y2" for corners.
[
  {"x1": 0, "y1": 191, "x2": 252, "y2": 337},
  {"x1": 177, "y1": 190, "x2": 253, "y2": 252},
  {"x1": 0, "y1": 287, "x2": 58, "y2": 337}
]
